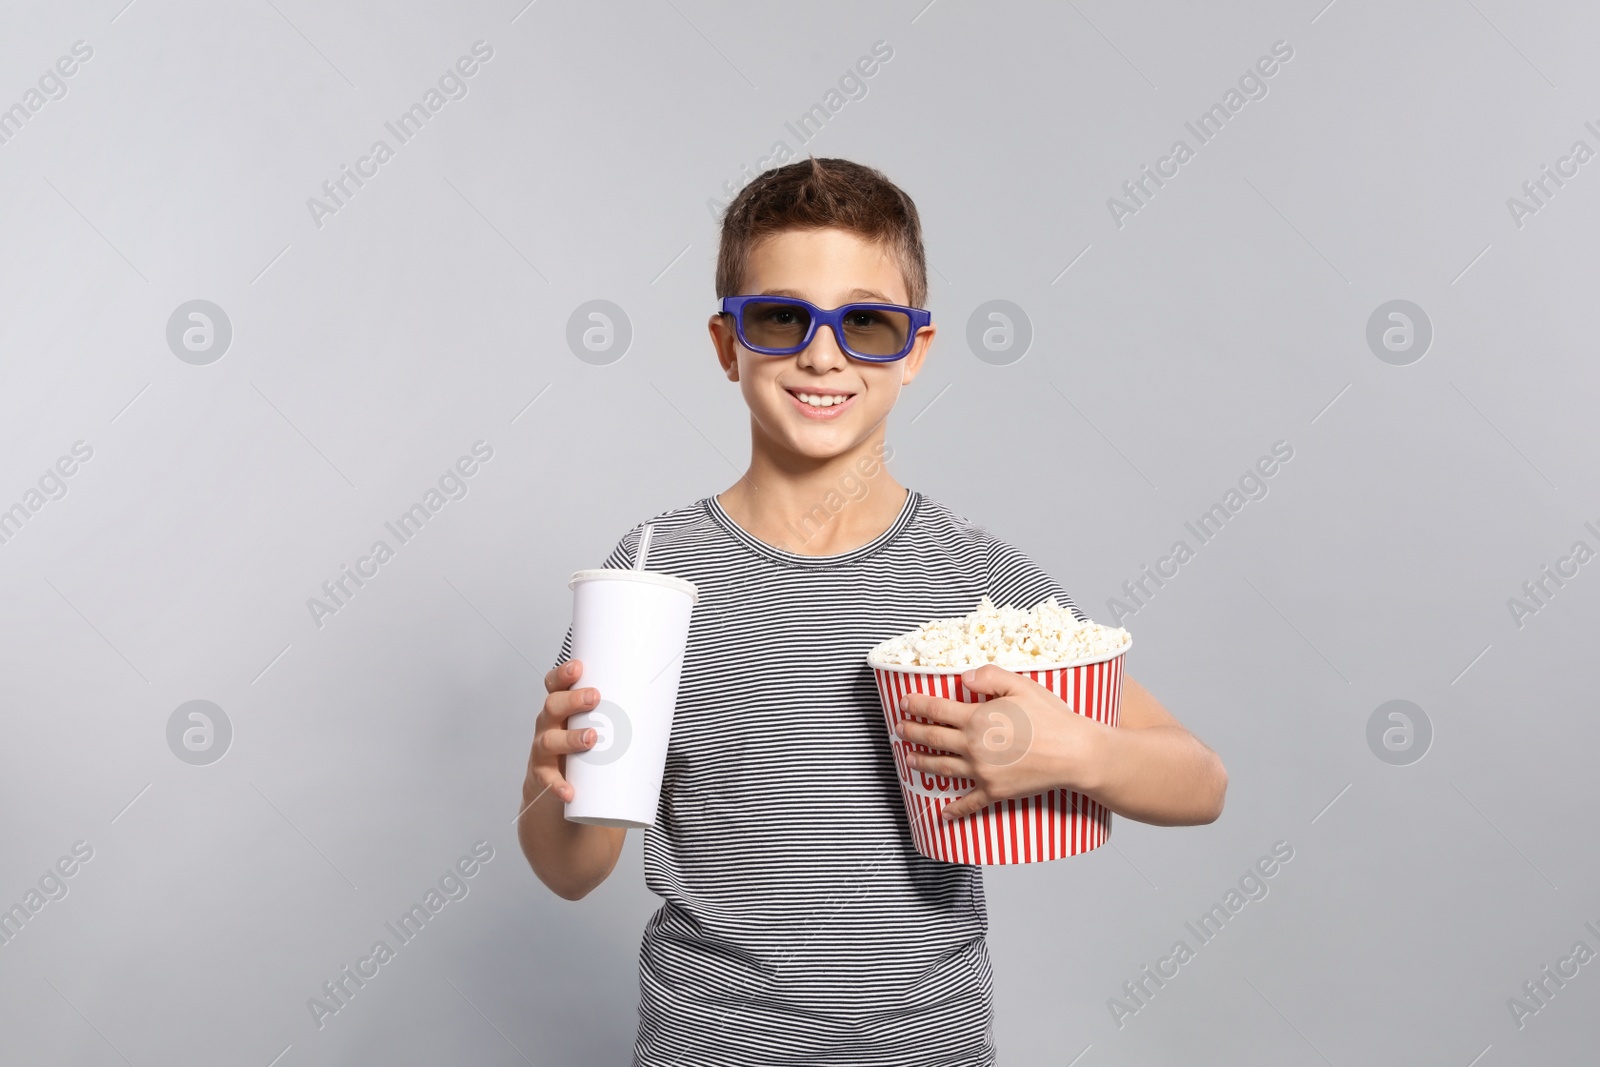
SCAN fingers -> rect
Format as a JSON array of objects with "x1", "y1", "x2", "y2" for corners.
[
  {"x1": 543, "y1": 659, "x2": 583, "y2": 694},
  {"x1": 898, "y1": 690, "x2": 953, "y2": 724},
  {"x1": 529, "y1": 764, "x2": 575, "y2": 804},
  {"x1": 538, "y1": 725, "x2": 598, "y2": 757},
  {"x1": 530, "y1": 664, "x2": 598, "y2": 807},
  {"x1": 544, "y1": 685, "x2": 601, "y2": 726},
  {"x1": 907, "y1": 751, "x2": 971, "y2": 781},
  {"x1": 898, "y1": 690, "x2": 978, "y2": 727},
  {"x1": 894, "y1": 718, "x2": 965, "y2": 754},
  {"x1": 941, "y1": 788, "x2": 990, "y2": 822},
  {"x1": 529, "y1": 724, "x2": 598, "y2": 804},
  {"x1": 959, "y1": 663, "x2": 1034, "y2": 697}
]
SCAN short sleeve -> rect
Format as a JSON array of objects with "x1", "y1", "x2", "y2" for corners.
[
  {"x1": 985, "y1": 536, "x2": 1090, "y2": 624},
  {"x1": 550, "y1": 522, "x2": 649, "y2": 672}
]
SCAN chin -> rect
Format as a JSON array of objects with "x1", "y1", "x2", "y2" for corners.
[{"x1": 784, "y1": 425, "x2": 874, "y2": 463}]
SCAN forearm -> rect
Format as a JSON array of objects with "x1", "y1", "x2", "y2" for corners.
[
  {"x1": 516, "y1": 776, "x2": 625, "y2": 900},
  {"x1": 1079, "y1": 723, "x2": 1227, "y2": 826}
]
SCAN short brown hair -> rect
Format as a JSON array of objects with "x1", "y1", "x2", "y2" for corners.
[{"x1": 714, "y1": 156, "x2": 928, "y2": 309}]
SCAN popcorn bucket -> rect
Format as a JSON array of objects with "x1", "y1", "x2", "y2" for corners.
[{"x1": 868, "y1": 643, "x2": 1129, "y2": 865}]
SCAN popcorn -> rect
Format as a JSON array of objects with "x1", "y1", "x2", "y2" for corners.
[{"x1": 869, "y1": 595, "x2": 1130, "y2": 670}]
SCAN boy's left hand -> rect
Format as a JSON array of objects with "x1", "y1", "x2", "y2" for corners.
[{"x1": 894, "y1": 664, "x2": 1104, "y2": 822}]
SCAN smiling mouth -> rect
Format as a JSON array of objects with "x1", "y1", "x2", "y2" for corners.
[{"x1": 786, "y1": 387, "x2": 857, "y2": 409}]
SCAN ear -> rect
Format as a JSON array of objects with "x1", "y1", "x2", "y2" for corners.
[
  {"x1": 897, "y1": 323, "x2": 936, "y2": 387},
  {"x1": 709, "y1": 314, "x2": 741, "y2": 382}
]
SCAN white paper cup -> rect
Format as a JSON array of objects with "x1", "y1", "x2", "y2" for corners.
[{"x1": 562, "y1": 568, "x2": 697, "y2": 828}]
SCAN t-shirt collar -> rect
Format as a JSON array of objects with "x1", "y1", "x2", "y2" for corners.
[{"x1": 703, "y1": 487, "x2": 920, "y2": 568}]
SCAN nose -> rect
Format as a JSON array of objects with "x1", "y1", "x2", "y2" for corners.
[{"x1": 795, "y1": 318, "x2": 850, "y2": 371}]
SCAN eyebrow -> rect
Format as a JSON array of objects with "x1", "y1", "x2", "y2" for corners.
[{"x1": 760, "y1": 287, "x2": 898, "y2": 304}]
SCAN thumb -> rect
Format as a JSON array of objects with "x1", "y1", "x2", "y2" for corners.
[{"x1": 960, "y1": 663, "x2": 1022, "y2": 696}]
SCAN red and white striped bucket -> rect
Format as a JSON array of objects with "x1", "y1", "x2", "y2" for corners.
[{"x1": 868, "y1": 646, "x2": 1128, "y2": 865}]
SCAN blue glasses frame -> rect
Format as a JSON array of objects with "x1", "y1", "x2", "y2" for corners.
[{"x1": 719, "y1": 295, "x2": 931, "y2": 363}]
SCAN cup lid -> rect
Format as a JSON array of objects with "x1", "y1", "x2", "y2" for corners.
[{"x1": 569, "y1": 568, "x2": 699, "y2": 605}]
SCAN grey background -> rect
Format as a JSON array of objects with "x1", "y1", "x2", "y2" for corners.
[{"x1": 1, "y1": 1, "x2": 1596, "y2": 1064}]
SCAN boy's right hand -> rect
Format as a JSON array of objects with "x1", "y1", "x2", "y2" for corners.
[{"x1": 529, "y1": 660, "x2": 600, "y2": 804}]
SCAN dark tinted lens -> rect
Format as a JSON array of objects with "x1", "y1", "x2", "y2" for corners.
[
  {"x1": 740, "y1": 300, "x2": 811, "y2": 350},
  {"x1": 840, "y1": 305, "x2": 911, "y2": 356}
]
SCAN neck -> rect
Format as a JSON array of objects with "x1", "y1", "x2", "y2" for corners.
[{"x1": 719, "y1": 424, "x2": 903, "y2": 556}]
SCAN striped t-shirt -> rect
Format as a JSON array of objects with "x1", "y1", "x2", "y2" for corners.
[{"x1": 552, "y1": 487, "x2": 1087, "y2": 1066}]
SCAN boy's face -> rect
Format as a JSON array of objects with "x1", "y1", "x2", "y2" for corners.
[{"x1": 709, "y1": 227, "x2": 932, "y2": 463}]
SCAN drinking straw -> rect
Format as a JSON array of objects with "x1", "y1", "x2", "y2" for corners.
[{"x1": 634, "y1": 524, "x2": 655, "y2": 570}]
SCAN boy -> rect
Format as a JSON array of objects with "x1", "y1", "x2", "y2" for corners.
[{"x1": 519, "y1": 157, "x2": 1227, "y2": 1065}]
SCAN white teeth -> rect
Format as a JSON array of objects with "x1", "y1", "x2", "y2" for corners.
[{"x1": 794, "y1": 391, "x2": 850, "y2": 408}]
